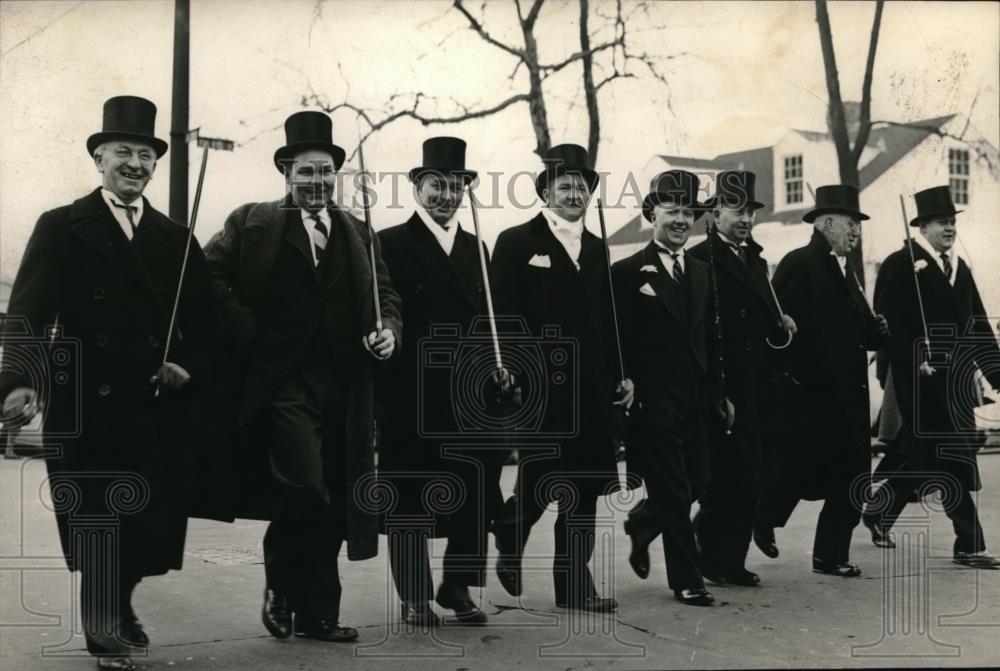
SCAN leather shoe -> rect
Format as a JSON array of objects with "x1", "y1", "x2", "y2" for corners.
[
  {"x1": 401, "y1": 601, "x2": 440, "y2": 627},
  {"x1": 261, "y1": 588, "x2": 293, "y2": 639},
  {"x1": 436, "y1": 587, "x2": 488, "y2": 625},
  {"x1": 725, "y1": 568, "x2": 761, "y2": 586},
  {"x1": 753, "y1": 527, "x2": 780, "y2": 558},
  {"x1": 119, "y1": 619, "x2": 148, "y2": 649},
  {"x1": 674, "y1": 588, "x2": 714, "y2": 606},
  {"x1": 495, "y1": 554, "x2": 522, "y2": 597},
  {"x1": 294, "y1": 617, "x2": 359, "y2": 642},
  {"x1": 97, "y1": 657, "x2": 135, "y2": 670},
  {"x1": 812, "y1": 559, "x2": 862, "y2": 577},
  {"x1": 863, "y1": 517, "x2": 896, "y2": 549},
  {"x1": 623, "y1": 519, "x2": 653, "y2": 579},
  {"x1": 953, "y1": 552, "x2": 1000, "y2": 569},
  {"x1": 555, "y1": 595, "x2": 618, "y2": 612}
]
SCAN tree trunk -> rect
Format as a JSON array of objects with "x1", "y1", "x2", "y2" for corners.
[
  {"x1": 579, "y1": 0, "x2": 600, "y2": 167},
  {"x1": 521, "y1": 27, "x2": 551, "y2": 157}
]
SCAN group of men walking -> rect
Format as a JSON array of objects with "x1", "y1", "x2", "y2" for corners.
[{"x1": 1, "y1": 98, "x2": 998, "y2": 670}]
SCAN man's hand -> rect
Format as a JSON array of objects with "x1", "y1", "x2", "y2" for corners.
[
  {"x1": 780, "y1": 314, "x2": 798, "y2": 335},
  {"x1": 2, "y1": 387, "x2": 39, "y2": 423},
  {"x1": 488, "y1": 366, "x2": 522, "y2": 408},
  {"x1": 363, "y1": 328, "x2": 395, "y2": 360},
  {"x1": 874, "y1": 314, "x2": 891, "y2": 337},
  {"x1": 614, "y1": 378, "x2": 635, "y2": 409},
  {"x1": 716, "y1": 397, "x2": 736, "y2": 434},
  {"x1": 151, "y1": 362, "x2": 192, "y2": 391},
  {"x1": 918, "y1": 361, "x2": 936, "y2": 377}
]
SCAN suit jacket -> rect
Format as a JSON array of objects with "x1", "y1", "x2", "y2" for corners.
[
  {"x1": 377, "y1": 213, "x2": 504, "y2": 526},
  {"x1": 612, "y1": 242, "x2": 711, "y2": 501},
  {"x1": 204, "y1": 198, "x2": 401, "y2": 560},
  {"x1": 772, "y1": 229, "x2": 888, "y2": 498},
  {"x1": 874, "y1": 241, "x2": 1000, "y2": 491},
  {"x1": 490, "y1": 212, "x2": 619, "y2": 490},
  {"x1": 0, "y1": 187, "x2": 219, "y2": 575}
]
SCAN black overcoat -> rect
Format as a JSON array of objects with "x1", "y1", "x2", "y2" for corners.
[{"x1": 0, "y1": 188, "x2": 218, "y2": 576}]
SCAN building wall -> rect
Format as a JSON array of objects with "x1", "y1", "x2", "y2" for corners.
[{"x1": 770, "y1": 132, "x2": 839, "y2": 213}]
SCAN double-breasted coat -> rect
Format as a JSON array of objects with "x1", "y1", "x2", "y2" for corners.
[
  {"x1": 377, "y1": 213, "x2": 505, "y2": 530},
  {"x1": 203, "y1": 198, "x2": 401, "y2": 561},
  {"x1": 490, "y1": 213, "x2": 619, "y2": 493},
  {"x1": 874, "y1": 241, "x2": 1000, "y2": 492},
  {"x1": 772, "y1": 229, "x2": 889, "y2": 499},
  {"x1": 0, "y1": 188, "x2": 219, "y2": 576}
]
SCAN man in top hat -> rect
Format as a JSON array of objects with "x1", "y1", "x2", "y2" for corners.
[
  {"x1": 766, "y1": 184, "x2": 890, "y2": 577},
  {"x1": 867, "y1": 186, "x2": 1000, "y2": 568},
  {"x1": 0, "y1": 95, "x2": 219, "y2": 669},
  {"x1": 204, "y1": 110, "x2": 402, "y2": 641},
  {"x1": 612, "y1": 171, "x2": 715, "y2": 606},
  {"x1": 686, "y1": 170, "x2": 795, "y2": 587},
  {"x1": 490, "y1": 144, "x2": 633, "y2": 612},
  {"x1": 377, "y1": 136, "x2": 507, "y2": 625}
]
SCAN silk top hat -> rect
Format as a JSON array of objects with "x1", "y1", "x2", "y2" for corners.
[
  {"x1": 535, "y1": 144, "x2": 599, "y2": 199},
  {"x1": 909, "y1": 185, "x2": 962, "y2": 226},
  {"x1": 642, "y1": 170, "x2": 706, "y2": 222},
  {"x1": 706, "y1": 170, "x2": 764, "y2": 210},
  {"x1": 408, "y1": 137, "x2": 478, "y2": 185},
  {"x1": 86, "y1": 96, "x2": 168, "y2": 158},
  {"x1": 273, "y1": 111, "x2": 346, "y2": 174},
  {"x1": 803, "y1": 184, "x2": 869, "y2": 223}
]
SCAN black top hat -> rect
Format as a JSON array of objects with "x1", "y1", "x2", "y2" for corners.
[
  {"x1": 642, "y1": 170, "x2": 706, "y2": 222},
  {"x1": 86, "y1": 96, "x2": 168, "y2": 158},
  {"x1": 408, "y1": 137, "x2": 478, "y2": 185},
  {"x1": 909, "y1": 186, "x2": 962, "y2": 226},
  {"x1": 803, "y1": 184, "x2": 869, "y2": 223},
  {"x1": 705, "y1": 170, "x2": 765, "y2": 210},
  {"x1": 535, "y1": 144, "x2": 599, "y2": 199},
  {"x1": 273, "y1": 111, "x2": 346, "y2": 174}
]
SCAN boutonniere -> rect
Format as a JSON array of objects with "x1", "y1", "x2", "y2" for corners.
[
  {"x1": 914, "y1": 259, "x2": 929, "y2": 272},
  {"x1": 640, "y1": 264, "x2": 658, "y2": 273}
]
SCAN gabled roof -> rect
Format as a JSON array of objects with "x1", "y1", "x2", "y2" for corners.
[{"x1": 859, "y1": 114, "x2": 956, "y2": 188}]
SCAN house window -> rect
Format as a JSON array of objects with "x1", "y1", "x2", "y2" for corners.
[
  {"x1": 784, "y1": 155, "x2": 803, "y2": 205},
  {"x1": 948, "y1": 148, "x2": 969, "y2": 205}
]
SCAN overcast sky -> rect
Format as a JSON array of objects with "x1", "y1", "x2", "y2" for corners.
[{"x1": 2, "y1": 0, "x2": 997, "y2": 282}]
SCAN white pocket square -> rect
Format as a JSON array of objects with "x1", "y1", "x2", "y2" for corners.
[
  {"x1": 640, "y1": 264, "x2": 658, "y2": 273},
  {"x1": 638, "y1": 282, "x2": 656, "y2": 296},
  {"x1": 528, "y1": 254, "x2": 551, "y2": 268}
]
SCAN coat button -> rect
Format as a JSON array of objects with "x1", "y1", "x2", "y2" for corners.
[
  {"x1": 93, "y1": 288, "x2": 105, "y2": 300},
  {"x1": 148, "y1": 336, "x2": 161, "y2": 348},
  {"x1": 739, "y1": 308, "x2": 747, "y2": 318},
  {"x1": 96, "y1": 335, "x2": 108, "y2": 347},
  {"x1": 97, "y1": 384, "x2": 112, "y2": 397}
]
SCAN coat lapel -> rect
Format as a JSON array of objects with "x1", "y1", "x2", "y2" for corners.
[
  {"x1": 329, "y1": 206, "x2": 376, "y2": 331},
  {"x1": 686, "y1": 255, "x2": 708, "y2": 327},
  {"x1": 241, "y1": 200, "x2": 286, "y2": 301},
  {"x1": 67, "y1": 189, "x2": 156, "y2": 294},
  {"x1": 530, "y1": 213, "x2": 580, "y2": 277},
  {"x1": 640, "y1": 243, "x2": 686, "y2": 325},
  {"x1": 713, "y1": 233, "x2": 772, "y2": 309},
  {"x1": 404, "y1": 213, "x2": 476, "y2": 308},
  {"x1": 910, "y1": 242, "x2": 964, "y2": 319}
]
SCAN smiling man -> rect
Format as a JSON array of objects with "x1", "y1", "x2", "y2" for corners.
[
  {"x1": 205, "y1": 110, "x2": 401, "y2": 643},
  {"x1": 0, "y1": 96, "x2": 219, "y2": 670}
]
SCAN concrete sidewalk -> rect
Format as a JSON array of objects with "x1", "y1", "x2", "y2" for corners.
[{"x1": 2, "y1": 454, "x2": 999, "y2": 670}]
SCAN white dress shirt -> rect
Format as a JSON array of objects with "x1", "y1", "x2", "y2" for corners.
[
  {"x1": 543, "y1": 208, "x2": 583, "y2": 269},
  {"x1": 830, "y1": 250, "x2": 848, "y2": 276},
  {"x1": 653, "y1": 240, "x2": 685, "y2": 275},
  {"x1": 301, "y1": 207, "x2": 333, "y2": 266},
  {"x1": 716, "y1": 230, "x2": 747, "y2": 258},
  {"x1": 415, "y1": 206, "x2": 460, "y2": 255},
  {"x1": 914, "y1": 231, "x2": 957, "y2": 286},
  {"x1": 101, "y1": 189, "x2": 144, "y2": 241}
]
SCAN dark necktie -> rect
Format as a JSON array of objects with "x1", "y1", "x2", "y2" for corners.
[
  {"x1": 729, "y1": 242, "x2": 746, "y2": 263},
  {"x1": 310, "y1": 213, "x2": 329, "y2": 263},
  {"x1": 669, "y1": 251, "x2": 685, "y2": 285},
  {"x1": 112, "y1": 201, "x2": 137, "y2": 235},
  {"x1": 940, "y1": 253, "x2": 952, "y2": 280}
]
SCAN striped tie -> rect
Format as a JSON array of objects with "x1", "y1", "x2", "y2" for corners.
[
  {"x1": 310, "y1": 213, "x2": 329, "y2": 264},
  {"x1": 940, "y1": 253, "x2": 952, "y2": 281},
  {"x1": 111, "y1": 201, "x2": 137, "y2": 237},
  {"x1": 669, "y1": 252, "x2": 684, "y2": 285}
]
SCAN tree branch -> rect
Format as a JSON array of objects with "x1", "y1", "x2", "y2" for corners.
[
  {"x1": 851, "y1": 0, "x2": 884, "y2": 164},
  {"x1": 453, "y1": 0, "x2": 526, "y2": 60}
]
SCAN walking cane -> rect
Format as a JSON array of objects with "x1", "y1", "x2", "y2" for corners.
[
  {"x1": 596, "y1": 199, "x2": 627, "y2": 385},
  {"x1": 466, "y1": 184, "x2": 504, "y2": 375},
  {"x1": 156, "y1": 131, "x2": 234, "y2": 397},
  {"x1": 706, "y1": 222, "x2": 733, "y2": 435},
  {"x1": 898, "y1": 195, "x2": 931, "y2": 363},
  {"x1": 356, "y1": 140, "x2": 383, "y2": 333}
]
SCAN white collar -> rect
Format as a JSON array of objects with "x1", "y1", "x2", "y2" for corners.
[
  {"x1": 543, "y1": 208, "x2": 584, "y2": 235},
  {"x1": 914, "y1": 230, "x2": 954, "y2": 263},
  {"x1": 716, "y1": 229, "x2": 747, "y2": 248},
  {"x1": 415, "y1": 206, "x2": 460, "y2": 253},
  {"x1": 101, "y1": 188, "x2": 144, "y2": 220},
  {"x1": 301, "y1": 207, "x2": 332, "y2": 228},
  {"x1": 654, "y1": 240, "x2": 684, "y2": 257}
]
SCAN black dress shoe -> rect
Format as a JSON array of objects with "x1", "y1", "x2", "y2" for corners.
[
  {"x1": 753, "y1": 527, "x2": 780, "y2": 558},
  {"x1": 495, "y1": 555, "x2": 522, "y2": 597},
  {"x1": 674, "y1": 588, "x2": 714, "y2": 606},
  {"x1": 436, "y1": 587, "x2": 488, "y2": 626},
  {"x1": 294, "y1": 617, "x2": 359, "y2": 642},
  {"x1": 401, "y1": 601, "x2": 440, "y2": 627},
  {"x1": 119, "y1": 618, "x2": 149, "y2": 649},
  {"x1": 261, "y1": 588, "x2": 293, "y2": 639},
  {"x1": 96, "y1": 657, "x2": 135, "y2": 670},
  {"x1": 953, "y1": 552, "x2": 1000, "y2": 569},
  {"x1": 863, "y1": 517, "x2": 896, "y2": 549},
  {"x1": 812, "y1": 559, "x2": 862, "y2": 577},
  {"x1": 555, "y1": 596, "x2": 618, "y2": 612},
  {"x1": 725, "y1": 568, "x2": 761, "y2": 586},
  {"x1": 623, "y1": 519, "x2": 653, "y2": 579}
]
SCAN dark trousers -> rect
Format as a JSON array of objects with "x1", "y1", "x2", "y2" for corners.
[
  {"x1": 81, "y1": 566, "x2": 142, "y2": 656},
  {"x1": 758, "y1": 487, "x2": 861, "y2": 564},
  {"x1": 494, "y1": 466, "x2": 602, "y2": 605},
  {"x1": 262, "y1": 361, "x2": 347, "y2": 621},
  {"x1": 866, "y1": 474, "x2": 986, "y2": 555},
  {"x1": 627, "y1": 497, "x2": 703, "y2": 591},
  {"x1": 388, "y1": 521, "x2": 487, "y2": 604}
]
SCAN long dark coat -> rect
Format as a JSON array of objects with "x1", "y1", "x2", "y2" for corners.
[
  {"x1": 611, "y1": 243, "x2": 712, "y2": 503},
  {"x1": 490, "y1": 213, "x2": 619, "y2": 493},
  {"x1": 203, "y1": 199, "x2": 402, "y2": 561},
  {"x1": 377, "y1": 213, "x2": 505, "y2": 531},
  {"x1": 0, "y1": 188, "x2": 218, "y2": 576},
  {"x1": 874, "y1": 241, "x2": 1000, "y2": 492},
  {"x1": 772, "y1": 229, "x2": 888, "y2": 499}
]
